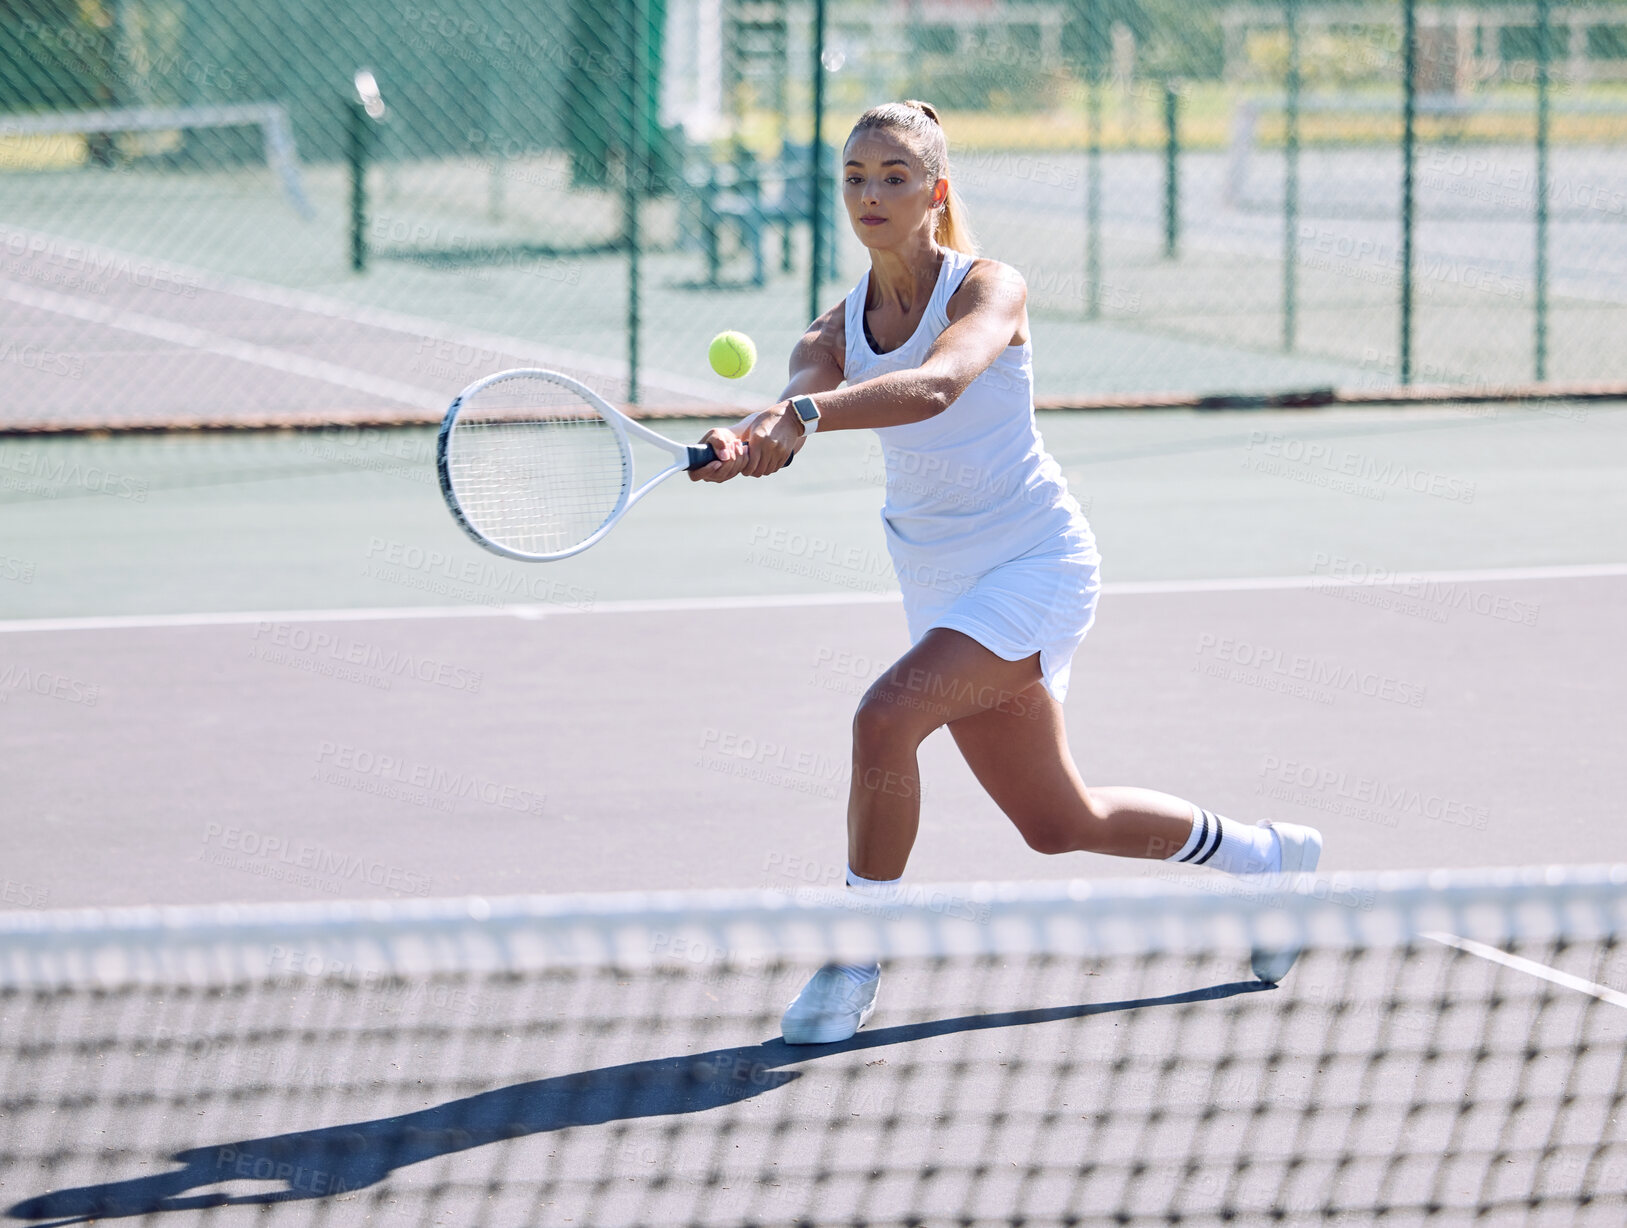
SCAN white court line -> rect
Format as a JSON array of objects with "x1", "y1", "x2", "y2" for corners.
[
  {"x1": 1107, "y1": 561, "x2": 1627, "y2": 594},
  {"x1": 0, "y1": 561, "x2": 1621, "y2": 635},
  {"x1": 0, "y1": 277, "x2": 446, "y2": 410},
  {"x1": 0, "y1": 223, "x2": 757, "y2": 407},
  {"x1": 0, "y1": 592, "x2": 904, "y2": 635},
  {"x1": 1424, "y1": 932, "x2": 1627, "y2": 1010}
]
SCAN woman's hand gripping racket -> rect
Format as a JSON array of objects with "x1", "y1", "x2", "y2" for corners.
[{"x1": 437, "y1": 368, "x2": 788, "y2": 561}]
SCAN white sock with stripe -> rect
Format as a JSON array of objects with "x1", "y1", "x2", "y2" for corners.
[
  {"x1": 1165, "y1": 807, "x2": 1281, "y2": 875},
  {"x1": 832, "y1": 866, "x2": 892, "y2": 984}
]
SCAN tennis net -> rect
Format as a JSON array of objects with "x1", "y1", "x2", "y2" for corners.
[{"x1": 3, "y1": 867, "x2": 1625, "y2": 1226}]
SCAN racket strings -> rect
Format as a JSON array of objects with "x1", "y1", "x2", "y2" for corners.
[{"x1": 446, "y1": 379, "x2": 630, "y2": 557}]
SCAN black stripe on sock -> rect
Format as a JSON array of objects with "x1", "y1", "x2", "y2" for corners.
[
  {"x1": 1177, "y1": 810, "x2": 1209, "y2": 862},
  {"x1": 1193, "y1": 812, "x2": 1225, "y2": 866}
]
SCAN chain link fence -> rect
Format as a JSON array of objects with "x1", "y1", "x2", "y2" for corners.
[{"x1": 1, "y1": 0, "x2": 1624, "y2": 429}]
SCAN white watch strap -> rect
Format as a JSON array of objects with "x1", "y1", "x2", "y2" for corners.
[{"x1": 791, "y1": 395, "x2": 820, "y2": 435}]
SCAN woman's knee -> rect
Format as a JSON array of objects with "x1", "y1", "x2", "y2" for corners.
[
  {"x1": 1018, "y1": 823, "x2": 1078, "y2": 856},
  {"x1": 852, "y1": 682, "x2": 941, "y2": 754},
  {"x1": 1012, "y1": 789, "x2": 1107, "y2": 856}
]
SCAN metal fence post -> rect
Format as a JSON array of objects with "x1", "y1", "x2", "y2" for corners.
[
  {"x1": 1087, "y1": 71, "x2": 1102, "y2": 319},
  {"x1": 1535, "y1": 0, "x2": 1551, "y2": 381},
  {"x1": 1283, "y1": 0, "x2": 1300, "y2": 352},
  {"x1": 487, "y1": 72, "x2": 509, "y2": 224},
  {"x1": 1400, "y1": 0, "x2": 1417, "y2": 384},
  {"x1": 626, "y1": 0, "x2": 643, "y2": 404},
  {"x1": 809, "y1": 0, "x2": 828, "y2": 326},
  {"x1": 347, "y1": 70, "x2": 386, "y2": 275},
  {"x1": 348, "y1": 99, "x2": 368, "y2": 273},
  {"x1": 1163, "y1": 82, "x2": 1179, "y2": 259}
]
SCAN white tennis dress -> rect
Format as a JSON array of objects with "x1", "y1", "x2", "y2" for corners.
[{"x1": 843, "y1": 247, "x2": 1101, "y2": 702}]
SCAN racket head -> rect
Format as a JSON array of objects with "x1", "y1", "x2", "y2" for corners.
[{"x1": 437, "y1": 369, "x2": 634, "y2": 562}]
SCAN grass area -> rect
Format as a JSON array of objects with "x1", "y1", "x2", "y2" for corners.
[
  {"x1": 0, "y1": 132, "x2": 87, "y2": 171},
  {"x1": 948, "y1": 85, "x2": 1627, "y2": 152},
  {"x1": 731, "y1": 82, "x2": 1627, "y2": 155}
]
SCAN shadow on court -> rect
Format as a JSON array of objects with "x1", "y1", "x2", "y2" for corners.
[{"x1": 7, "y1": 980, "x2": 1268, "y2": 1223}]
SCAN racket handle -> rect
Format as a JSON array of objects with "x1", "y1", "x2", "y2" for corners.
[{"x1": 685, "y1": 444, "x2": 793, "y2": 470}]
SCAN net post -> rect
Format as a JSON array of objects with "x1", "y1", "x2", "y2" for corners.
[
  {"x1": 263, "y1": 106, "x2": 315, "y2": 221},
  {"x1": 1282, "y1": 0, "x2": 1300, "y2": 352},
  {"x1": 1535, "y1": 0, "x2": 1551, "y2": 382},
  {"x1": 1400, "y1": 0, "x2": 1417, "y2": 385},
  {"x1": 347, "y1": 70, "x2": 386, "y2": 275},
  {"x1": 1162, "y1": 81, "x2": 1179, "y2": 259},
  {"x1": 808, "y1": 0, "x2": 828, "y2": 327}
]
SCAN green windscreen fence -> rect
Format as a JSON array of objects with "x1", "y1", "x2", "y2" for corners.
[{"x1": 1, "y1": 0, "x2": 1624, "y2": 429}]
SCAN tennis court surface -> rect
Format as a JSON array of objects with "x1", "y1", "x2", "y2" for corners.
[
  {"x1": 5, "y1": 1, "x2": 1627, "y2": 1216},
  {"x1": 3, "y1": 400, "x2": 1626, "y2": 1225}
]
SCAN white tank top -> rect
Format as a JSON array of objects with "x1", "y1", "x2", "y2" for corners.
[{"x1": 843, "y1": 247, "x2": 1088, "y2": 583}]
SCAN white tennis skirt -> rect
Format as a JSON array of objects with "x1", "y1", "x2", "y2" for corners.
[{"x1": 896, "y1": 524, "x2": 1102, "y2": 704}]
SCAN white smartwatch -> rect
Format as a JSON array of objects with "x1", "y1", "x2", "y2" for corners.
[{"x1": 789, "y1": 395, "x2": 821, "y2": 436}]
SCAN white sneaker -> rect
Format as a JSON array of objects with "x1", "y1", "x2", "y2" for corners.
[
  {"x1": 1249, "y1": 821, "x2": 1323, "y2": 984},
  {"x1": 780, "y1": 964, "x2": 880, "y2": 1044}
]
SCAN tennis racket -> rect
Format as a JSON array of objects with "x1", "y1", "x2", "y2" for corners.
[{"x1": 436, "y1": 367, "x2": 789, "y2": 562}]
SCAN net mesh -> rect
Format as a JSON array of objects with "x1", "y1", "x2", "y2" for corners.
[
  {"x1": 3, "y1": 868, "x2": 1626, "y2": 1226},
  {"x1": 442, "y1": 373, "x2": 630, "y2": 559}
]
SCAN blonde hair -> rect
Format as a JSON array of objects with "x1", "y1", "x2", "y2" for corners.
[{"x1": 847, "y1": 100, "x2": 976, "y2": 255}]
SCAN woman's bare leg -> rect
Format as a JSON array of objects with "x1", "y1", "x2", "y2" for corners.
[
  {"x1": 946, "y1": 684, "x2": 1200, "y2": 860},
  {"x1": 847, "y1": 629, "x2": 1045, "y2": 878},
  {"x1": 790, "y1": 628, "x2": 1316, "y2": 1045},
  {"x1": 846, "y1": 629, "x2": 1194, "y2": 877}
]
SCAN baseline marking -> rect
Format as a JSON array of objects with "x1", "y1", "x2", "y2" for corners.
[
  {"x1": 0, "y1": 277, "x2": 445, "y2": 410},
  {"x1": 1107, "y1": 561, "x2": 1627, "y2": 595}
]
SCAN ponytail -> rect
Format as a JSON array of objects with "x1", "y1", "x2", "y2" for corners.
[
  {"x1": 934, "y1": 179, "x2": 975, "y2": 255},
  {"x1": 850, "y1": 99, "x2": 977, "y2": 255}
]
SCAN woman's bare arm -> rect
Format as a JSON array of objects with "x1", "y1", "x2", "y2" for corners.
[
  {"x1": 690, "y1": 301, "x2": 846, "y2": 481},
  {"x1": 803, "y1": 260, "x2": 1025, "y2": 432},
  {"x1": 697, "y1": 261, "x2": 1026, "y2": 480},
  {"x1": 780, "y1": 303, "x2": 847, "y2": 399}
]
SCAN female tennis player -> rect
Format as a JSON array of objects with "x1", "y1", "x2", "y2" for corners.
[{"x1": 692, "y1": 101, "x2": 1322, "y2": 1044}]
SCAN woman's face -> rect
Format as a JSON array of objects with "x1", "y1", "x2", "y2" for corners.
[{"x1": 841, "y1": 129, "x2": 945, "y2": 250}]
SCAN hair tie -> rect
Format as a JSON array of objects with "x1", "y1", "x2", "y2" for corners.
[{"x1": 905, "y1": 99, "x2": 941, "y2": 126}]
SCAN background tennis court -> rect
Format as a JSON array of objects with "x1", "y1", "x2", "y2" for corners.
[
  {"x1": 3, "y1": 1, "x2": 1626, "y2": 1223},
  {"x1": 5, "y1": 0, "x2": 1627, "y2": 426}
]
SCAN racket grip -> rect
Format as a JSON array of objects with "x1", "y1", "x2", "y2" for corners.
[{"x1": 685, "y1": 444, "x2": 793, "y2": 470}]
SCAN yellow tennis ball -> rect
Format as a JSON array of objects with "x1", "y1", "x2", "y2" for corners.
[{"x1": 708, "y1": 331, "x2": 756, "y2": 379}]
